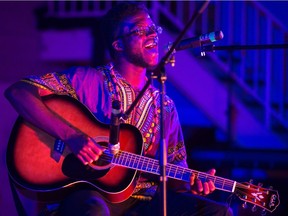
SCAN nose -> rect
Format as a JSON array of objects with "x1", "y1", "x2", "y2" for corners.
[{"x1": 146, "y1": 26, "x2": 162, "y2": 37}]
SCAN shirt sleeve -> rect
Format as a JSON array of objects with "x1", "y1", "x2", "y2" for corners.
[
  {"x1": 21, "y1": 66, "x2": 111, "y2": 119},
  {"x1": 166, "y1": 99, "x2": 188, "y2": 168},
  {"x1": 21, "y1": 67, "x2": 79, "y2": 99}
]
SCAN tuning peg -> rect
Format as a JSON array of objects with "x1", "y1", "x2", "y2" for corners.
[
  {"x1": 242, "y1": 202, "x2": 247, "y2": 209},
  {"x1": 252, "y1": 205, "x2": 257, "y2": 212},
  {"x1": 261, "y1": 209, "x2": 266, "y2": 216},
  {"x1": 258, "y1": 182, "x2": 263, "y2": 187}
]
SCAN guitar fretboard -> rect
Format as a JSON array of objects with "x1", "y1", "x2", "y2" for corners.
[{"x1": 102, "y1": 149, "x2": 236, "y2": 193}]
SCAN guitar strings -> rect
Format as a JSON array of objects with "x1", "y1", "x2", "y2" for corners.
[
  {"x1": 90, "y1": 147, "x2": 274, "y2": 212},
  {"x1": 90, "y1": 147, "x2": 252, "y2": 191},
  {"x1": 99, "y1": 147, "x2": 251, "y2": 190},
  {"x1": 104, "y1": 147, "x2": 235, "y2": 188},
  {"x1": 91, "y1": 148, "x2": 273, "y2": 211}
]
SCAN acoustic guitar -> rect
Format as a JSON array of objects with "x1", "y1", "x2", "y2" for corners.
[{"x1": 6, "y1": 95, "x2": 280, "y2": 213}]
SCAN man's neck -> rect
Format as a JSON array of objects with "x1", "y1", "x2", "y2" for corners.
[{"x1": 113, "y1": 61, "x2": 147, "y2": 91}]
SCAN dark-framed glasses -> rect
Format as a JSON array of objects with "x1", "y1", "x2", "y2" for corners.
[{"x1": 117, "y1": 24, "x2": 163, "y2": 39}]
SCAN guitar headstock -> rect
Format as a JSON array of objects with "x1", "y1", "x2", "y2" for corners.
[{"x1": 234, "y1": 181, "x2": 280, "y2": 213}]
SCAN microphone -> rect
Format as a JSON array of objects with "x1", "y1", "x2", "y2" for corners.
[
  {"x1": 169, "y1": 30, "x2": 224, "y2": 51},
  {"x1": 109, "y1": 100, "x2": 121, "y2": 154}
]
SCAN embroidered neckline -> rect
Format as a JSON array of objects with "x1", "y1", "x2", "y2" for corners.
[{"x1": 104, "y1": 63, "x2": 159, "y2": 153}]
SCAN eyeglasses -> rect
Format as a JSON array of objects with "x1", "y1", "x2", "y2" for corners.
[{"x1": 117, "y1": 24, "x2": 163, "y2": 39}]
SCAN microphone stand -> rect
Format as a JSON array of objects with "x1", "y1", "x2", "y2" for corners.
[{"x1": 122, "y1": 1, "x2": 210, "y2": 216}]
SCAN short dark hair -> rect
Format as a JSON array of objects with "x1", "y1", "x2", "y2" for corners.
[{"x1": 102, "y1": 1, "x2": 149, "y2": 59}]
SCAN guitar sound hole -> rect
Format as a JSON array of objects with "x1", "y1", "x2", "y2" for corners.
[
  {"x1": 62, "y1": 153, "x2": 109, "y2": 180},
  {"x1": 89, "y1": 141, "x2": 113, "y2": 170}
]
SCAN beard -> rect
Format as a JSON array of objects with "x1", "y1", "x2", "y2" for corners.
[{"x1": 125, "y1": 49, "x2": 158, "y2": 69}]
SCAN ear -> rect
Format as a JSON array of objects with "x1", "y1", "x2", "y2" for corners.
[{"x1": 112, "y1": 40, "x2": 124, "y2": 51}]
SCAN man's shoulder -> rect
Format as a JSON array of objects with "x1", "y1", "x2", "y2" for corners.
[
  {"x1": 150, "y1": 86, "x2": 176, "y2": 110},
  {"x1": 63, "y1": 65, "x2": 110, "y2": 79},
  {"x1": 64, "y1": 65, "x2": 101, "y2": 74}
]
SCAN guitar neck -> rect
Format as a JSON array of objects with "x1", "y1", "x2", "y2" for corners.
[{"x1": 111, "y1": 149, "x2": 236, "y2": 193}]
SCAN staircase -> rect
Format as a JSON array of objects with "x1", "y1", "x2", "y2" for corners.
[
  {"x1": 148, "y1": 1, "x2": 288, "y2": 149},
  {"x1": 40, "y1": 1, "x2": 288, "y2": 149}
]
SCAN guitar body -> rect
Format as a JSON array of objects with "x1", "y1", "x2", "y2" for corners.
[{"x1": 6, "y1": 95, "x2": 143, "y2": 203}]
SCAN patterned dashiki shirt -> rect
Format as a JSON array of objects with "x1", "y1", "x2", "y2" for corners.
[{"x1": 22, "y1": 63, "x2": 188, "y2": 200}]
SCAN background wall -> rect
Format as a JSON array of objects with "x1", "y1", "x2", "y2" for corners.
[{"x1": 0, "y1": 2, "x2": 71, "y2": 215}]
